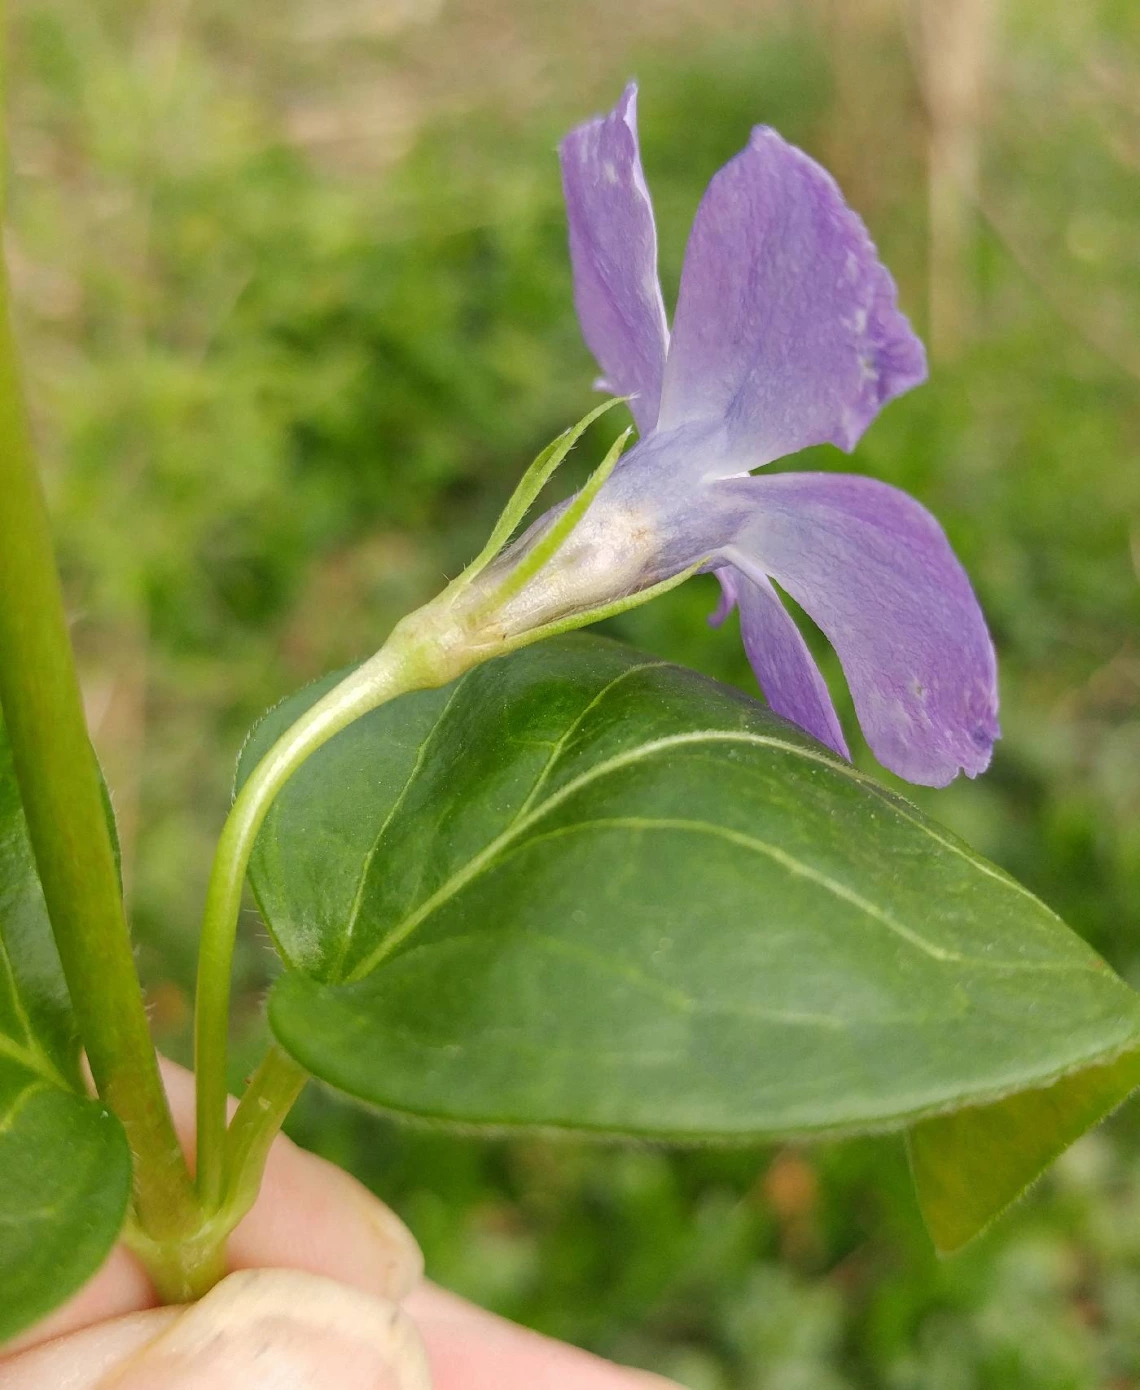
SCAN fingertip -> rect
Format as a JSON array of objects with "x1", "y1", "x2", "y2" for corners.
[
  {"x1": 406, "y1": 1283, "x2": 683, "y2": 1389},
  {"x1": 1, "y1": 1247, "x2": 157, "y2": 1358},
  {"x1": 106, "y1": 1269, "x2": 430, "y2": 1390},
  {"x1": 0, "y1": 1309, "x2": 179, "y2": 1390},
  {"x1": 229, "y1": 1139, "x2": 423, "y2": 1303}
]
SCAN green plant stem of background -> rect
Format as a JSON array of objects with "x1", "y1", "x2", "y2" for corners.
[
  {"x1": 0, "y1": 261, "x2": 207, "y2": 1282},
  {"x1": 0, "y1": 231, "x2": 310, "y2": 1294}
]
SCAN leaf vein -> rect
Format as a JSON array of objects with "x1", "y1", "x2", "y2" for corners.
[
  {"x1": 331, "y1": 669, "x2": 476, "y2": 977},
  {"x1": 510, "y1": 661, "x2": 670, "y2": 823},
  {"x1": 0, "y1": 1079, "x2": 50, "y2": 1137},
  {"x1": 344, "y1": 730, "x2": 1088, "y2": 984},
  {"x1": 507, "y1": 816, "x2": 1073, "y2": 970}
]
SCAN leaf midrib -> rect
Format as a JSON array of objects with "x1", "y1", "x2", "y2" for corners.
[
  {"x1": 492, "y1": 817, "x2": 1103, "y2": 973},
  {"x1": 0, "y1": 933, "x2": 70, "y2": 1092},
  {"x1": 330, "y1": 672, "x2": 476, "y2": 975},
  {"x1": 0, "y1": 1078, "x2": 50, "y2": 1139},
  {"x1": 0, "y1": 1032, "x2": 70, "y2": 1093},
  {"x1": 329, "y1": 659, "x2": 666, "y2": 980},
  {"x1": 511, "y1": 660, "x2": 668, "y2": 821}
]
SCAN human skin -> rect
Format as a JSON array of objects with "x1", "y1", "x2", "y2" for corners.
[{"x1": 0, "y1": 1064, "x2": 675, "y2": 1389}]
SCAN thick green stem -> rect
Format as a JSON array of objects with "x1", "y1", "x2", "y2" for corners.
[
  {"x1": 193, "y1": 632, "x2": 445, "y2": 1211},
  {"x1": 0, "y1": 260, "x2": 198, "y2": 1240},
  {"x1": 122, "y1": 1224, "x2": 229, "y2": 1305},
  {"x1": 123, "y1": 1047, "x2": 305, "y2": 1299}
]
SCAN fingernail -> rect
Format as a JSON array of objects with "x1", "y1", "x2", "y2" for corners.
[
  {"x1": 344, "y1": 1177, "x2": 425, "y2": 1302},
  {"x1": 100, "y1": 1269, "x2": 432, "y2": 1390}
]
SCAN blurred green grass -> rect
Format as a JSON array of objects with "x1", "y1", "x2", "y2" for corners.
[{"x1": 7, "y1": 0, "x2": 1140, "y2": 1383}]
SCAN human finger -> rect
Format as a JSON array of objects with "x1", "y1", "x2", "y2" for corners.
[
  {"x1": 0, "y1": 1270, "x2": 429, "y2": 1390},
  {"x1": 407, "y1": 1282, "x2": 681, "y2": 1389}
]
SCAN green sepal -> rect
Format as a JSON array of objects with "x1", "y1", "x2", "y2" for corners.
[{"x1": 450, "y1": 396, "x2": 628, "y2": 594}]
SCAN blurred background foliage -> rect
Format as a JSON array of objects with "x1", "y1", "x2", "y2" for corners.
[{"x1": 6, "y1": 0, "x2": 1140, "y2": 1382}]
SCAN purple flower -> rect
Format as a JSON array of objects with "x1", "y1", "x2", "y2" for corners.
[{"x1": 469, "y1": 84, "x2": 998, "y2": 787}]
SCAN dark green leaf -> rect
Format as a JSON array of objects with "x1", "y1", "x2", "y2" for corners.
[
  {"x1": 242, "y1": 637, "x2": 1140, "y2": 1242},
  {"x1": 0, "y1": 710, "x2": 132, "y2": 1341},
  {"x1": 0, "y1": 1059, "x2": 132, "y2": 1341}
]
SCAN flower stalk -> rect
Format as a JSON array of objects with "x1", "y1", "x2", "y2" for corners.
[
  {"x1": 191, "y1": 402, "x2": 659, "y2": 1228},
  {"x1": 193, "y1": 636, "x2": 446, "y2": 1211}
]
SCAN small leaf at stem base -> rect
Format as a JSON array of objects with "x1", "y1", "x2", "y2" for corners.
[
  {"x1": 1, "y1": 712, "x2": 133, "y2": 1340},
  {"x1": 0, "y1": 1069, "x2": 131, "y2": 1341}
]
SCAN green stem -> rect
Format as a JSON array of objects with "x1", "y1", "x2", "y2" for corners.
[
  {"x1": 193, "y1": 634, "x2": 441, "y2": 1211},
  {"x1": 223, "y1": 1045, "x2": 309, "y2": 1219},
  {"x1": 123, "y1": 1046, "x2": 305, "y2": 1300},
  {"x1": 0, "y1": 259, "x2": 198, "y2": 1239},
  {"x1": 122, "y1": 1223, "x2": 229, "y2": 1306}
]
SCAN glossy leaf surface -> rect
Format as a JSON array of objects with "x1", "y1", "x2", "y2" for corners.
[
  {"x1": 242, "y1": 637, "x2": 1140, "y2": 1240},
  {"x1": 0, "y1": 712, "x2": 132, "y2": 1341}
]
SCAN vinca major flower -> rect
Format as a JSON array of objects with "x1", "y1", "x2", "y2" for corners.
[{"x1": 422, "y1": 83, "x2": 999, "y2": 787}]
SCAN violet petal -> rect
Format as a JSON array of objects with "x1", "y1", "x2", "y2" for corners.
[
  {"x1": 719, "y1": 472, "x2": 998, "y2": 786},
  {"x1": 711, "y1": 564, "x2": 850, "y2": 758},
  {"x1": 659, "y1": 126, "x2": 927, "y2": 465},
  {"x1": 707, "y1": 566, "x2": 739, "y2": 629},
  {"x1": 560, "y1": 83, "x2": 669, "y2": 435}
]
